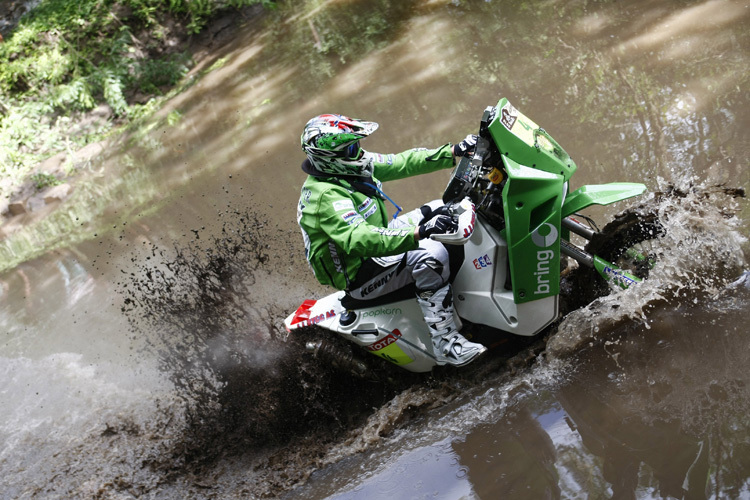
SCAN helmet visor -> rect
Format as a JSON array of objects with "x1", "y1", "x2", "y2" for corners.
[{"x1": 345, "y1": 141, "x2": 361, "y2": 160}]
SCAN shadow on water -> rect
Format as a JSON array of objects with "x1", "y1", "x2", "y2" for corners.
[{"x1": 2, "y1": 0, "x2": 748, "y2": 273}]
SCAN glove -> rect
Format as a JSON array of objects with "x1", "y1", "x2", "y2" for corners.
[
  {"x1": 418, "y1": 214, "x2": 457, "y2": 240},
  {"x1": 419, "y1": 203, "x2": 453, "y2": 223},
  {"x1": 453, "y1": 134, "x2": 478, "y2": 157}
]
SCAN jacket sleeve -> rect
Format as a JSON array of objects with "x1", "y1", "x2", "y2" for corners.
[
  {"x1": 371, "y1": 144, "x2": 455, "y2": 182},
  {"x1": 318, "y1": 187, "x2": 419, "y2": 258}
]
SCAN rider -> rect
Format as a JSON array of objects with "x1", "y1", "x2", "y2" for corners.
[{"x1": 297, "y1": 113, "x2": 486, "y2": 367}]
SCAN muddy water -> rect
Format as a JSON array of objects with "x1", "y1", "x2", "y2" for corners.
[{"x1": 1, "y1": 0, "x2": 749, "y2": 498}]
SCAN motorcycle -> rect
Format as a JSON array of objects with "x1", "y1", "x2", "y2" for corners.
[{"x1": 284, "y1": 98, "x2": 663, "y2": 374}]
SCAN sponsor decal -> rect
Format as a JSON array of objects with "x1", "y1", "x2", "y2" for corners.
[
  {"x1": 361, "y1": 307, "x2": 402, "y2": 318},
  {"x1": 298, "y1": 188, "x2": 312, "y2": 219},
  {"x1": 533, "y1": 250, "x2": 554, "y2": 295},
  {"x1": 603, "y1": 266, "x2": 639, "y2": 287},
  {"x1": 463, "y1": 208, "x2": 476, "y2": 238},
  {"x1": 342, "y1": 211, "x2": 363, "y2": 225},
  {"x1": 304, "y1": 313, "x2": 324, "y2": 326},
  {"x1": 531, "y1": 223, "x2": 558, "y2": 248},
  {"x1": 360, "y1": 270, "x2": 396, "y2": 297},
  {"x1": 292, "y1": 308, "x2": 336, "y2": 328},
  {"x1": 374, "y1": 153, "x2": 394, "y2": 165},
  {"x1": 369, "y1": 227, "x2": 411, "y2": 237},
  {"x1": 333, "y1": 199, "x2": 354, "y2": 212},
  {"x1": 500, "y1": 102, "x2": 518, "y2": 130},
  {"x1": 362, "y1": 204, "x2": 378, "y2": 219},
  {"x1": 365, "y1": 329, "x2": 402, "y2": 352},
  {"x1": 328, "y1": 241, "x2": 344, "y2": 273},
  {"x1": 473, "y1": 254, "x2": 493, "y2": 269},
  {"x1": 531, "y1": 223, "x2": 558, "y2": 295},
  {"x1": 358, "y1": 198, "x2": 373, "y2": 212}
]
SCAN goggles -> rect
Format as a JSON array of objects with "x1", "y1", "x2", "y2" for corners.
[{"x1": 345, "y1": 141, "x2": 361, "y2": 159}]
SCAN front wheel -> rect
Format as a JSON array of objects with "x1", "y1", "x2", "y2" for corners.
[{"x1": 561, "y1": 208, "x2": 665, "y2": 311}]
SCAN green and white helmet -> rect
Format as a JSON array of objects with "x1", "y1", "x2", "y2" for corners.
[{"x1": 301, "y1": 114, "x2": 379, "y2": 177}]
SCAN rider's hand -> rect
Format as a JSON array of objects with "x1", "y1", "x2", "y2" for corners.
[
  {"x1": 418, "y1": 214, "x2": 457, "y2": 240},
  {"x1": 453, "y1": 134, "x2": 478, "y2": 157},
  {"x1": 419, "y1": 203, "x2": 453, "y2": 223}
]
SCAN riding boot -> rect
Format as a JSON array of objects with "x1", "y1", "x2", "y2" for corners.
[{"x1": 416, "y1": 284, "x2": 486, "y2": 367}]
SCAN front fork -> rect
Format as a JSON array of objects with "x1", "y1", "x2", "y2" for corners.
[{"x1": 560, "y1": 217, "x2": 642, "y2": 289}]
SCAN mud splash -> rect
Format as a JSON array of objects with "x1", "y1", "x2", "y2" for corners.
[
  {"x1": 549, "y1": 181, "x2": 747, "y2": 357},
  {"x1": 118, "y1": 209, "x2": 415, "y2": 496},
  {"x1": 112, "y1": 183, "x2": 746, "y2": 498},
  {"x1": 116, "y1": 205, "x2": 549, "y2": 497}
]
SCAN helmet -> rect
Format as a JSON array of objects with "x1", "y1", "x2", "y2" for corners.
[{"x1": 301, "y1": 114, "x2": 379, "y2": 177}]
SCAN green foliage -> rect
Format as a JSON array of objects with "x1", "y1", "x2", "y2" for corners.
[
  {"x1": 131, "y1": 53, "x2": 193, "y2": 95},
  {"x1": 31, "y1": 172, "x2": 62, "y2": 190},
  {"x1": 166, "y1": 110, "x2": 182, "y2": 126},
  {"x1": 0, "y1": 0, "x2": 276, "y2": 197}
]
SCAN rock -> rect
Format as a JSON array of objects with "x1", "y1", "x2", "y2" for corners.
[
  {"x1": 73, "y1": 142, "x2": 105, "y2": 168},
  {"x1": 42, "y1": 183, "x2": 72, "y2": 204},
  {"x1": 26, "y1": 195, "x2": 46, "y2": 212},
  {"x1": 8, "y1": 201, "x2": 27, "y2": 216},
  {"x1": 38, "y1": 151, "x2": 67, "y2": 175}
]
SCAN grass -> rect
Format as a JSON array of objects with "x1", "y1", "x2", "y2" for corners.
[{"x1": 0, "y1": 0, "x2": 276, "y2": 200}]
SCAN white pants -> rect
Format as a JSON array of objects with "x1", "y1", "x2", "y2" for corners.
[{"x1": 347, "y1": 200, "x2": 450, "y2": 301}]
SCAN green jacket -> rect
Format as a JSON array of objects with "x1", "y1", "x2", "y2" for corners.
[{"x1": 297, "y1": 144, "x2": 455, "y2": 290}]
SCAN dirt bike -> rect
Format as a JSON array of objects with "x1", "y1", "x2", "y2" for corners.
[{"x1": 284, "y1": 98, "x2": 663, "y2": 374}]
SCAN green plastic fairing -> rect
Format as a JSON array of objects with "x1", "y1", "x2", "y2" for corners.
[
  {"x1": 502, "y1": 157, "x2": 565, "y2": 304},
  {"x1": 562, "y1": 183, "x2": 647, "y2": 218}
]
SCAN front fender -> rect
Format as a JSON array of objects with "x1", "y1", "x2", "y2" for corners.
[{"x1": 562, "y1": 183, "x2": 646, "y2": 218}]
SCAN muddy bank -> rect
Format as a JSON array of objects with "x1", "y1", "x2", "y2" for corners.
[{"x1": 0, "y1": 2, "x2": 267, "y2": 241}]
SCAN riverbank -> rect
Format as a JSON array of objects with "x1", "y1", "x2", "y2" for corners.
[{"x1": 0, "y1": 1, "x2": 268, "y2": 243}]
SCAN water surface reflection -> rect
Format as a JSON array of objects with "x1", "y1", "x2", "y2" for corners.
[{"x1": 294, "y1": 281, "x2": 750, "y2": 499}]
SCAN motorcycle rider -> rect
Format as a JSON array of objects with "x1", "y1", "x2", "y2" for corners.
[{"x1": 297, "y1": 113, "x2": 486, "y2": 367}]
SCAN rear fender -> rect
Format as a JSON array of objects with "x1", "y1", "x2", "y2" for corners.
[
  {"x1": 285, "y1": 293, "x2": 440, "y2": 373},
  {"x1": 284, "y1": 291, "x2": 346, "y2": 331}
]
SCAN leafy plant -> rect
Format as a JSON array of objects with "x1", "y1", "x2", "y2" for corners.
[
  {"x1": 31, "y1": 172, "x2": 62, "y2": 190},
  {"x1": 0, "y1": 0, "x2": 276, "y2": 199}
]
